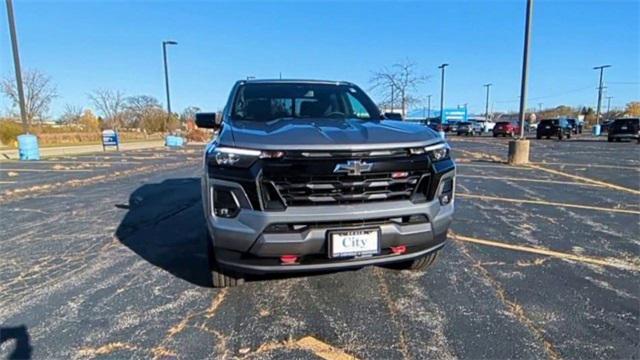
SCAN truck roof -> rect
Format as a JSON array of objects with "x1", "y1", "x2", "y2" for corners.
[{"x1": 239, "y1": 79, "x2": 353, "y2": 86}]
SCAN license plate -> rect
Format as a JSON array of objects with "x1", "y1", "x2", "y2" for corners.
[
  {"x1": 545, "y1": 126, "x2": 551, "y2": 129},
  {"x1": 621, "y1": 126, "x2": 628, "y2": 130},
  {"x1": 329, "y1": 229, "x2": 379, "y2": 258}
]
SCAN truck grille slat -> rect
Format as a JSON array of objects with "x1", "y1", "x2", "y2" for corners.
[{"x1": 265, "y1": 172, "x2": 426, "y2": 206}]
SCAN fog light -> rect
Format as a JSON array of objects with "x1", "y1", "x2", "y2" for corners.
[
  {"x1": 439, "y1": 194, "x2": 451, "y2": 205},
  {"x1": 439, "y1": 178, "x2": 454, "y2": 205},
  {"x1": 213, "y1": 189, "x2": 239, "y2": 218}
]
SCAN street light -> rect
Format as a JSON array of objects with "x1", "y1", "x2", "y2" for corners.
[
  {"x1": 606, "y1": 96, "x2": 613, "y2": 118},
  {"x1": 5, "y1": 0, "x2": 28, "y2": 133},
  {"x1": 507, "y1": 0, "x2": 534, "y2": 165},
  {"x1": 438, "y1": 63, "x2": 449, "y2": 122},
  {"x1": 426, "y1": 94, "x2": 432, "y2": 119},
  {"x1": 593, "y1": 65, "x2": 611, "y2": 126},
  {"x1": 162, "y1": 40, "x2": 178, "y2": 132},
  {"x1": 483, "y1": 83, "x2": 492, "y2": 121}
]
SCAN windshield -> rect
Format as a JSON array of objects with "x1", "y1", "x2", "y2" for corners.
[{"x1": 231, "y1": 83, "x2": 381, "y2": 121}]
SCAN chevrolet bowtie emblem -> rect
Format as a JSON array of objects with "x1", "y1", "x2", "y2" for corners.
[{"x1": 333, "y1": 160, "x2": 373, "y2": 176}]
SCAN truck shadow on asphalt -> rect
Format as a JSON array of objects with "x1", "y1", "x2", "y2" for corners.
[
  {"x1": 114, "y1": 178, "x2": 355, "y2": 287},
  {"x1": 0, "y1": 325, "x2": 32, "y2": 359},
  {"x1": 115, "y1": 178, "x2": 213, "y2": 287}
]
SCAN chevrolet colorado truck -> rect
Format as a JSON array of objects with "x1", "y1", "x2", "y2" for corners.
[{"x1": 196, "y1": 80, "x2": 456, "y2": 287}]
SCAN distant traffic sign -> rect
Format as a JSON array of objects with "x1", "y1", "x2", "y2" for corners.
[{"x1": 102, "y1": 129, "x2": 119, "y2": 151}]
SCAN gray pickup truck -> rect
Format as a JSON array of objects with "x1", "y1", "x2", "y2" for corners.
[{"x1": 196, "y1": 79, "x2": 455, "y2": 287}]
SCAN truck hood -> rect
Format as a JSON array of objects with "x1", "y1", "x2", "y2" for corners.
[{"x1": 223, "y1": 118, "x2": 441, "y2": 150}]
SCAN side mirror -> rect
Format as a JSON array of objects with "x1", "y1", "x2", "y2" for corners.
[{"x1": 195, "y1": 112, "x2": 221, "y2": 129}]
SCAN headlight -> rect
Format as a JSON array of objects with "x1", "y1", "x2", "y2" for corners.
[
  {"x1": 208, "y1": 147, "x2": 284, "y2": 167},
  {"x1": 412, "y1": 143, "x2": 450, "y2": 161}
]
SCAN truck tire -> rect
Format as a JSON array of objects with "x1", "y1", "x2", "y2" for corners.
[
  {"x1": 390, "y1": 251, "x2": 439, "y2": 271},
  {"x1": 567, "y1": 132, "x2": 571, "y2": 139},
  {"x1": 608, "y1": 137, "x2": 613, "y2": 142},
  {"x1": 207, "y1": 239, "x2": 244, "y2": 287},
  {"x1": 558, "y1": 132, "x2": 563, "y2": 140},
  {"x1": 536, "y1": 135, "x2": 541, "y2": 139}
]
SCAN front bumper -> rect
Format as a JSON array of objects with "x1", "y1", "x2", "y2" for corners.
[{"x1": 202, "y1": 170, "x2": 455, "y2": 274}]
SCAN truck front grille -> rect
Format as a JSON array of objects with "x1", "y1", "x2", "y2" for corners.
[{"x1": 263, "y1": 172, "x2": 430, "y2": 207}]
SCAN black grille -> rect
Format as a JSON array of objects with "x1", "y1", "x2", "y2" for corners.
[{"x1": 264, "y1": 172, "x2": 429, "y2": 206}]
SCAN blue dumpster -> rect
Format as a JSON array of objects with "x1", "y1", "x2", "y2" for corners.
[
  {"x1": 592, "y1": 124, "x2": 601, "y2": 136},
  {"x1": 17, "y1": 134, "x2": 40, "y2": 160}
]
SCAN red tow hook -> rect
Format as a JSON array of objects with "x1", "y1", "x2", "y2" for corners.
[
  {"x1": 280, "y1": 255, "x2": 299, "y2": 265},
  {"x1": 390, "y1": 245, "x2": 407, "y2": 255}
]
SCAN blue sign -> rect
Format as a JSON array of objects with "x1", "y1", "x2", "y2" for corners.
[
  {"x1": 442, "y1": 108, "x2": 468, "y2": 124},
  {"x1": 102, "y1": 129, "x2": 119, "y2": 150}
]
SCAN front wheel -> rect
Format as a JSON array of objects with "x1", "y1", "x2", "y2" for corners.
[
  {"x1": 207, "y1": 238, "x2": 244, "y2": 287},
  {"x1": 389, "y1": 251, "x2": 439, "y2": 271},
  {"x1": 558, "y1": 132, "x2": 564, "y2": 140},
  {"x1": 567, "y1": 132, "x2": 571, "y2": 139}
]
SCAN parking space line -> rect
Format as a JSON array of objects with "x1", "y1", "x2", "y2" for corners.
[
  {"x1": 457, "y1": 174, "x2": 600, "y2": 187},
  {"x1": 457, "y1": 193, "x2": 640, "y2": 214},
  {"x1": 0, "y1": 181, "x2": 17, "y2": 184},
  {"x1": 527, "y1": 164, "x2": 640, "y2": 195},
  {"x1": 530, "y1": 162, "x2": 640, "y2": 171},
  {"x1": 450, "y1": 233, "x2": 640, "y2": 272},
  {"x1": 296, "y1": 336, "x2": 357, "y2": 360},
  {"x1": 0, "y1": 168, "x2": 93, "y2": 172},
  {"x1": 456, "y1": 163, "x2": 534, "y2": 170}
]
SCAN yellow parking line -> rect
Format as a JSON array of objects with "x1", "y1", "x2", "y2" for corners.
[
  {"x1": 457, "y1": 174, "x2": 600, "y2": 187},
  {"x1": 527, "y1": 164, "x2": 640, "y2": 195},
  {"x1": 0, "y1": 168, "x2": 93, "y2": 172},
  {"x1": 530, "y1": 162, "x2": 640, "y2": 171},
  {"x1": 450, "y1": 233, "x2": 640, "y2": 272},
  {"x1": 296, "y1": 336, "x2": 357, "y2": 360},
  {"x1": 457, "y1": 193, "x2": 640, "y2": 214}
]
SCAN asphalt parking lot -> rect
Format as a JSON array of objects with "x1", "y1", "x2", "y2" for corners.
[{"x1": 1, "y1": 136, "x2": 638, "y2": 359}]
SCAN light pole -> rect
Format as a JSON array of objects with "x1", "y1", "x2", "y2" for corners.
[
  {"x1": 426, "y1": 94, "x2": 432, "y2": 119},
  {"x1": 593, "y1": 65, "x2": 611, "y2": 126},
  {"x1": 508, "y1": 0, "x2": 534, "y2": 165},
  {"x1": 538, "y1": 102, "x2": 543, "y2": 113},
  {"x1": 162, "y1": 40, "x2": 178, "y2": 132},
  {"x1": 517, "y1": 0, "x2": 533, "y2": 140},
  {"x1": 6, "y1": 0, "x2": 28, "y2": 133},
  {"x1": 483, "y1": 83, "x2": 492, "y2": 121},
  {"x1": 606, "y1": 96, "x2": 613, "y2": 118},
  {"x1": 438, "y1": 63, "x2": 449, "y2": 121}
]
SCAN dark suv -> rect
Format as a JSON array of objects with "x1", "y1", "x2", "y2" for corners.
[
  {"x1": 608, "y1": 118, "x2": 639, "y2": 142},
  {"x1": 536, "y1": 119, "x2": 572, "y2": 140},
  {"x1": 196, "y1": 80, "x2": 456, "y2": 287}
]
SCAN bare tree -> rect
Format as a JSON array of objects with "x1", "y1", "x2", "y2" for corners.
[
  {"x1": 88, "y1": 89, "x2": 126, "y2": 129},
  {"x1": 1, "y1": 69, "x2": 58, "y2": 124},
  {"x1": 180, "y1": 106, "x2": 201, "y2": 123},
  {"x1": 124, "y1": 95, "x2": 161, "y2": 128},
  {"x1": 59, "y1": 104, "x2": 83, "y2": 124},
  {"x1": 370, "y1": 60, "x2": 428, "y2": 117}
]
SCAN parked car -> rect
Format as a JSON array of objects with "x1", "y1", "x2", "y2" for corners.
[
  {"x1": 470, "y1": 119, "x2": 495, "y2": 133},
  {"x1": 492, "y1": 121, "x2": 520, "y2": 137},
  {"x1": 566, "y1": 118, "x2": 579, "y2": 134},
  {"x1": 536, "y1": 118, "x2": 573, "y2": 140},
  {"x1": 457, "y1": 121, "x2": 482, "y2": 136},
  {"x1": 195, "y1": 79, "x2": 456, "y2": 287},
  {"x1": 607, "y1": 118, "x2": 639, "y2": 142},
  {"x1": 446, "y1": 121, "x2": 461, "y2": 133}
]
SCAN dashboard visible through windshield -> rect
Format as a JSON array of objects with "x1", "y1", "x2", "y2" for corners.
[{"x1": 231, "y1": 83, "x2": 381, "y2": 122}]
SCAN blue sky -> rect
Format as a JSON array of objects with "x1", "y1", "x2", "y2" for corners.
[{"x1": 1, "y1": 0, "x2": 638, "y2": 118}]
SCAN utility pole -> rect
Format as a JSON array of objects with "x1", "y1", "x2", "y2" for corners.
[
  {"x1": 593, "y1": 65, "x2": 611, "y2": 126},
  {"x1": 538, "y1": 102, "x2": 543, "y2": 113},
  {"x1": 162, "y1": 40, "x2": 178, "y2": 132},
  {"x1": 438, "y1": 63, "x2": 449, "y2": 122},
  {"x1": 6, "y1": 0, "x2": 28, "y2": 133},
  {"x1": 483, "y1": 83, "x2": 492, "y2": 121},
  {"x1": 426, "y1": 94, "x2": 432, "y2": 119},
  {"x1": 390, "y1": 85, "x2": 395, "y2": 112},
  {"x1": 606, "y1": 96, "x2": 613, "y2": 119}
]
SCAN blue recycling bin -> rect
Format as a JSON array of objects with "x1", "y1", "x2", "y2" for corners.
[
  {"x1": 17, "y1": 134, "x2": 40, "y2": 160},
  {"x1": 592, "y1": 124, "x2": 601, "y2": 136},
  {"x1": 165, "y1": 135, "x2": 185, "y2": 147}
]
